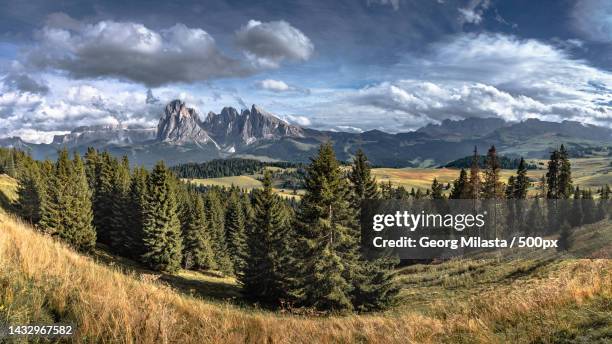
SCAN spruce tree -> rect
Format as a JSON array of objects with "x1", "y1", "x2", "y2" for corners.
[
  {"x1": 513, "y1": 158, "x2": 529, "y2": 199},
  {"x1": 92, "y1": 152, "x2": 116, "y2": 244},
  {"x1": 449, "y1": 168, "x2": 470, "y2": 199},
  {"x1": 84, "y1": 147, "x2": 99, "y2": 191},
  {"x1": 203, "y1": 189, "x2": 233, "y2": 274},
  {"x1": 225, "y1": 190, "x2": 248, "y2": 275},
  {"x1": 141, "y1": 161, "x2": 183, "y2": 273},
  {"x1": 546, "y1": 149, "x2": 560, "y2": 199},
  {"x1": 127, "y1": 166, "x2": 148, "y2": 259},
  {"x1": 69, "y1": 153, "x2": 97, "y2": 251},
  {"x1": 39, "y1": 149, "x2": 96, "y2": 251},
  {"x1": 505, "y1": 176, "x2": 516, "y2": 199},
  {"x1": 482, "y1": 145, "x2": 504, "y2": 199},
  {"x1": 468, "y1": 146, "x2": 481, "y2": 199},
  {"x1": 347, "y1": 149, "x2": 399, "y2": 312},
  {"x1": 110, "y1": 156, "x2": 132, "y2": 254},
  {"x1": 182, "y1": 193, "x2": 215, "y2": 270},
  {"x1": 15, "y1": 157, "x2": 44, "y2": 224},
  {"x1": 430, "y1": 178, "x2": 444, "y2": 199},
  {"x1": 348, "y1": 149, "x2": 379, "y2": 209},
  {"x1": 242, "y1": 170, "x2": 294, "y2": 305},
  {"x1": 558, "y1": 145, "x2": 572, "y2": 199},
  {"x1": 293, "y1": 143, "x2": 358, "y2": 312}
]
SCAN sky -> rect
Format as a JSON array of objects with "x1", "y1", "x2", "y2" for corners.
[{"x1": 1, "y1": 0, "x2": 612, "y2": 143}]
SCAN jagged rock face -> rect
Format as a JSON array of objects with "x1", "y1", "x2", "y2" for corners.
[
  {"x1": 203, "y1": 105, "x2": 303, "y2": 147},
  {"x1": 52, "y1": 124, "x2": 156, "y2": 146},
  {"x1": 156, "y1": 100, "x2": 215, "y2": 145}
]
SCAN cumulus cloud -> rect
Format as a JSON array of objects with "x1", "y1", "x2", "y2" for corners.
[
  {"x1": 255, "y1": 78, "x2": 310, "y2": 95},
  {"x1": 26, "y1": 17, "x2": 250, "y2": 86},
  {"x1": 305, "y1": 33, "x2": 612, "y2": 131},
  {"x1": 257, "y1": 79, "x2": 291, "y2": 92},
  {"x1": 235, "y1": 20, "x2": 314, "y2": 68},
  {"x1": 572, "y1": 0, "x2": 612, "y2": 43}
]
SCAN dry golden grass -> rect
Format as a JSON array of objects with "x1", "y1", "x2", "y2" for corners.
[
  {"x1": 1, "y1": 213, "x2": 610, "y2": 343},
  {"x1": 184, "y1": 176, "x2": 304, "y2": 199}
]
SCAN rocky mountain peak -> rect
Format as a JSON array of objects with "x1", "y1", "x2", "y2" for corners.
[
  {"x1": 156, "y1": 100, "x2": 215, "y2": 145},
  {"x1": 201, "y1": 104, "x2": 303, "y2": 147}
]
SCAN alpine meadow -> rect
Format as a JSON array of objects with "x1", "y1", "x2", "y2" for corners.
[{"x1": 1, "y1": 1, "x2": 612, "y2": 343}]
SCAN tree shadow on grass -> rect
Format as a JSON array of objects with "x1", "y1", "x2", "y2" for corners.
[{"x1": 90, "y1": 244, "x2": 244, "y2": 304}]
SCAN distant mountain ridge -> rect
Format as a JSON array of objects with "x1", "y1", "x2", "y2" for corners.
[{"x1": 3, "y1": 100, "x2": 612, "y2": 167}]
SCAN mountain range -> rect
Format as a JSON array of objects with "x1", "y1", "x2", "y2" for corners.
[{"x1": 2, "y1": 99, "x2": 611, "y2": 167}]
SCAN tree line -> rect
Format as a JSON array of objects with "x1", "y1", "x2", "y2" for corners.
[
  {"x1": 11, "y1": 145, "x2": 398, "y2": 313},
  {"x1": 7, "y1": 143, "x2": 610, "y2": 313},
  {"x1": 170, "y1": 158, "x2": 300, "y2": 179}
]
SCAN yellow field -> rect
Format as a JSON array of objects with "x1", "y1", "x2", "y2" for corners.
[
  {"x1": 184, "y1": 176, "x2": 304, "y2": 199},
  {"x1": 372, "y1": 157, "x2": 612, "y2": 192}
]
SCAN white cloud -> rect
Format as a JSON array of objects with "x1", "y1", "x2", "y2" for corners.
[
  {"x1": 235, "y1": 20, "x2": 314, "y2": 68},
  {"x1": 283, "y1": 114, "x2": 311, "y2": 126},
  {"x1": 27, "y1": 17, "x2": 249, "y2": 86},
  {"x1": 458, "y1": 0, "x2": 490, "y2": 25},
  {"x1": 304, "y1": 33, "x2": 612, "y2": 131},
  {"x1": 257, "y1": 79, "x2": 291, "y2": 92}
]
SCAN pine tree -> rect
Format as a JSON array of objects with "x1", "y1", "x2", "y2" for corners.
[
  {"x1": 203, "y1": 189, "x2": 233, "y2": 274},
  {"x1": 292, "y1": 143, "x2": 358, "y2": 312},
  {"x1": 84, "y1": 147, "x2": 99, "y2": 191},
  {"x1": 39, "y1": 149, "x2": 96, "y2": 251},
  {"x1": 546, "y1": 149, "x2": 560, "y2": 199},
  {"x1": 513, "y1": 157, "x2": 529, "y2": 199},
  {"x1": 110, "y1": 156, "x2": 132, "y2": 254},
  {"x1": 482, "y1": 145, "x2": 504, "y2": 199},
  {"x1": 558, "y1": 145, "x2": 572, "y2": 199},
  {"x1": 468, "y1": 146, "x2": 481, "y2": 199},
  {"x1": 141, "y1": 161, "x2": 182, "y2": 273},
  {"x1": 449, "y1": 168, "x2": 470, "y2": 199},
  {"x1": 15, "y1": 157, "x2": 44, "y2": 224},
  {"x1": 69, "y1": 153, "x2": 97, "y2": 251},
  {"x1": 348, "y1": 149, "x2": 379, "y2": 209},
  {"x1": 92, "y1": 152, "x2": 116, "y2": 244},
  {"x1": 225, "y1": 190, "x2": 248, "y2": 275},
  {"x1": 430, "y1": 178, "x2": 444, "y2": 199},
  {"x1": 505, "y1": 176, "x2": 516, "y2": 199},
  {"x1": 241, "y1": 170, "x2": 294, "y2": 305},
  {"x1": 182, "y1": 193, "x2": 215, "y2": 270},
  {"x1": 127, "y1": 166, "x2": 148, "y2": 259}
]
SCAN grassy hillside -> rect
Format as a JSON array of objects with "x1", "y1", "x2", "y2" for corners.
[{"x1": 1, "y1": 212, "x2": 610, "y2": 343}]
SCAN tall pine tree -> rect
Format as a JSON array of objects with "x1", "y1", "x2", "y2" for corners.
[
  {"x1": 141, "y1": 161, "x2": 182, "y2": 273},
  {"x1": 242, "y1": 170, "x2": 294, "y2": 305},
  {"x1": 293, "y1": 143, "x2": 359, "y2": 312}
]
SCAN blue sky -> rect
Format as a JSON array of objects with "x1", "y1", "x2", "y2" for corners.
[{"x1": 1, "y1": 0, "x2": 612, "y2": 142}]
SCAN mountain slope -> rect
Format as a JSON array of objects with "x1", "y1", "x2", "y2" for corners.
[
  {"x1": 1, "y1": 210, "x2": 610, "y2": 343},
  {"x1": 2, "y1": 100, "x2": 612, "y2": 167}
]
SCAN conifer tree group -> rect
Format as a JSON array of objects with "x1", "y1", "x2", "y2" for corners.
[{"x1": 6, "y1": 139, "x2": 608, "y2": 313}]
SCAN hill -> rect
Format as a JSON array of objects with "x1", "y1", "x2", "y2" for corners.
[{"x1": 1, "y1": 208, "x2": 610, "y2": 342}]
